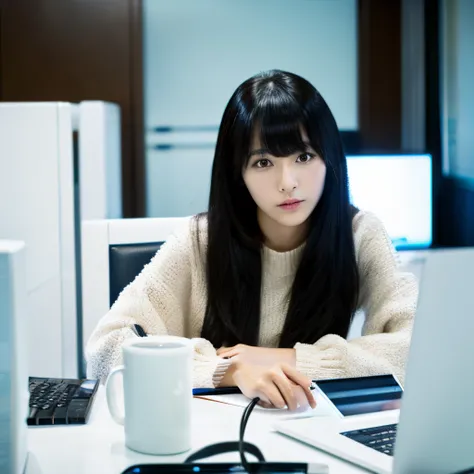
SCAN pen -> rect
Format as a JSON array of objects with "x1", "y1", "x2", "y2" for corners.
[
  {"x1": 133, "y1": 324, "x2": 147, "y2": 337},
  {"x1": 193, "y1": 386, "x2": 242, "y2": 396}
]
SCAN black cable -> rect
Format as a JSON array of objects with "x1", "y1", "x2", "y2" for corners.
[
  {"x1": 184, "y1": 441, "x2": 264, "y2": 464},
  {"x1": 239, "y1": 397, "x2": 260, "y2": 473},
  {"x1": 239, "y1": 399, "x2": 257, "y2": 472}
]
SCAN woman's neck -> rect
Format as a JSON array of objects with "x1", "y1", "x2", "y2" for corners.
[{"x1": 258, "y1": 210, "x2": 308, "y2": 252}]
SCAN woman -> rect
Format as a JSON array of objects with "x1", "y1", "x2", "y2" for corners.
[{"x1": 86, "y1": 70, "x2": 418, "y2": 411}]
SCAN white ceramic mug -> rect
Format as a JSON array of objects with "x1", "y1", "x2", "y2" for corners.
[{"x1": 105, "y1": 335, "x2": 193, "y2": 455}]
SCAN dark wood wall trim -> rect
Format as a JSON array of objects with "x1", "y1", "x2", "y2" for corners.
[
  {"x1": 358, "y1": 0, "x2": 402, "y2": 152},
  {"x1": 424, "y1": 0, "x2": 443, "y2": 247}
]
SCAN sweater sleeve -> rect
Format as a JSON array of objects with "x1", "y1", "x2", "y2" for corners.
[
  {"x1": 294, "y1": 212, "x2": 418, "y2": 386},
  {"x1": 84, "y1": 219, "x2": 221, "y2": 388}
]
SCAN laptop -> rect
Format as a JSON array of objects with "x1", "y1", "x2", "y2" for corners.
[{"x1": 275, "y1": 248, "x2": 474, "y2": 474}]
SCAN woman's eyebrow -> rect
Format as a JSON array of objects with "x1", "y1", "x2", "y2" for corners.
[
  {"x1": 248, "y1": 142, "x2": 316, "y2": 158},
  {"x1": 302, "y1": 141, "x2": 316, "y2": 151},
  {"x1": 248, "y1": 148, "x2": 268, "y2": 158}
]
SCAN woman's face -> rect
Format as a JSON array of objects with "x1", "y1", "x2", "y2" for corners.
[{"x1": 242, "y1": 128, "x2": 327, "y2": 237}]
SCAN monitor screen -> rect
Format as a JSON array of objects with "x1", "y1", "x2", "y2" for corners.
[{"x1": 346, "y1": 154, "x2": 432, "y2": 249}]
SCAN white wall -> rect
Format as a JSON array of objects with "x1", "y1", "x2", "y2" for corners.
[
  {"x1": 143, "y1": 0, "x2": 357, "y2": 217},
  {"x1": 442, "y1": 0, "x2": 474, "y2": 180}
]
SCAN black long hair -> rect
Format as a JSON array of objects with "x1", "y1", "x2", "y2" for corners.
[{"x1": 199, "y1": 70, "x2": 359, "y2": 348}]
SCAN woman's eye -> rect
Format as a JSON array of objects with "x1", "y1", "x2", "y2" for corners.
[
  {"x1": 296, "y1": 153, "x2": 314, "y2": 163},
  {"x1": 255, "y1": 159, "x2": 272, "y2": 168}
]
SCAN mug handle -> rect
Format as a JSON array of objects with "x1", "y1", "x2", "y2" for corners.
[{"x1": 105, "y1": 365, "x2": 125, "y2": 425}]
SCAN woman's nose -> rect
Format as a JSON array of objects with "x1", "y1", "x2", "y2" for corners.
[{"x1": 278, "y1": 167, "x2": 298, "y2": 193}]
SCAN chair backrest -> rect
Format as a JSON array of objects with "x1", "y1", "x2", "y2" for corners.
[
  {"x1": 81, "y1": 216, "x2": 190, "y2": 353},
  {"x1": 108, "y1": 241, "x2": 163, "y2": 307}
]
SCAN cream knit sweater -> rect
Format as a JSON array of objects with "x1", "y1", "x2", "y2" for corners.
[{"x1": 86, "y1": 211, "x2": 418, "y2": 387}]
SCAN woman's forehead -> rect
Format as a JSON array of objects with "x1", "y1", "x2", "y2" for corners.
[
  {"x1": 249, "y1": 126, "x2": 312, "y2": 155},
  {"x1": 251, "y1": 124, "x2": 309, "y2": 141}
]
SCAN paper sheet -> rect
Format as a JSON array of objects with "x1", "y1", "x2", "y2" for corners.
[{"x1": 195, "y1": 389, "x2": 338, "y2": 419}]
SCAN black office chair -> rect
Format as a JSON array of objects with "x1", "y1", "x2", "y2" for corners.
[{"x1": 108, "y1": 241, "x2": 163, "y2": 307}]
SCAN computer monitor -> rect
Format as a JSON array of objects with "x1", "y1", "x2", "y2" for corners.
[
  {"x1": 346, "y1": 154, "x2": 432, "y2": 250},
  {"x1": 0, "y1": 241, "x2": 28, "y2": 474}
]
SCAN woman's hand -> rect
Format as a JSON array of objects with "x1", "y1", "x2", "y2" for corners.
[
  {"x1": 217, "y1": 344, "x2": 296, "y2": 367},
  {"x1": 231, "y1": 361, "x2": 316, "y2": 411}
]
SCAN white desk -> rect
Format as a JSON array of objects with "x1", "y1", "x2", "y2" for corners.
[
  {"x1": 26, "y1": 249, "x2": 432, "y2": 473},
  {"x1": 26, "y1": 388, "x2": 370, "y2": 474}
]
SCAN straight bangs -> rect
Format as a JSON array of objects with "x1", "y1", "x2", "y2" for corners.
[{"x1": 240, "y1": 93, "x2": 324, "y2": 169}]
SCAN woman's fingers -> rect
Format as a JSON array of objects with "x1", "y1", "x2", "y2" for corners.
[
  {"x1": 219, "y1": 350, "x2": 238, "y2": 359},
  {"x1": 216, "y1": 348, "x2": 238, "y2": 359},
  {"x1": 271, "y1": 371, "x2": 298, "y2": 411},
  {"x1": 280, "y1": 364, "x2": 317, "y2": 409},
  {"x1": 293, "y1": 385, "x2": 311, "y2": 410},
  {"x1": 258, "y1": 382, "x2": 287, "y2": 409},
  {"x1": 271, "y1": 371, "x2": 311, "y2": 411},
  {"x1": 217, "y1": 346, "x2": 241, "y2": 359},
  {"x1": 216, "y1": 346, "x2": 230, "y2": 356}
]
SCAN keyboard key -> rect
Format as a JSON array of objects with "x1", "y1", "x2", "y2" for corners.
[
  {"x1": 67, "y1": 399, "x2": 91, "y2": 424},
  {"x1": 37, "y1": 406, "x2": 56, "y2": 425},
  {"x1": 52, "y1": 406, "x2": 68, "y2": 425},
  {"x1": 27, "y1": 408, "x2": 39, "y2": 425}
]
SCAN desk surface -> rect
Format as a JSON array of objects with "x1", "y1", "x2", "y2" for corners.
[
  {"x1": 25, "y1": 250, "x2": 431, "y2": 473},
  {"x1": 26, "y1": 388, "x2": 370, "y2": 474}
]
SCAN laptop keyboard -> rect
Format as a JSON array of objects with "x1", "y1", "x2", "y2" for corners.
[
  {"x1": 28, "y1": 377, "x2": 99, "y2": 425},
  {"x1": 341, "y1": 423, "x2": 398, "y2": 456}
]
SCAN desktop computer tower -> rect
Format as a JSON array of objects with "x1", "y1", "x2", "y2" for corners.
[
  {"x1": 0, "y1": 101, "x2": 121, "y2": 379},
  {"x1": 0, "y1": 241, "x2": 29, "y2": 474}
]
